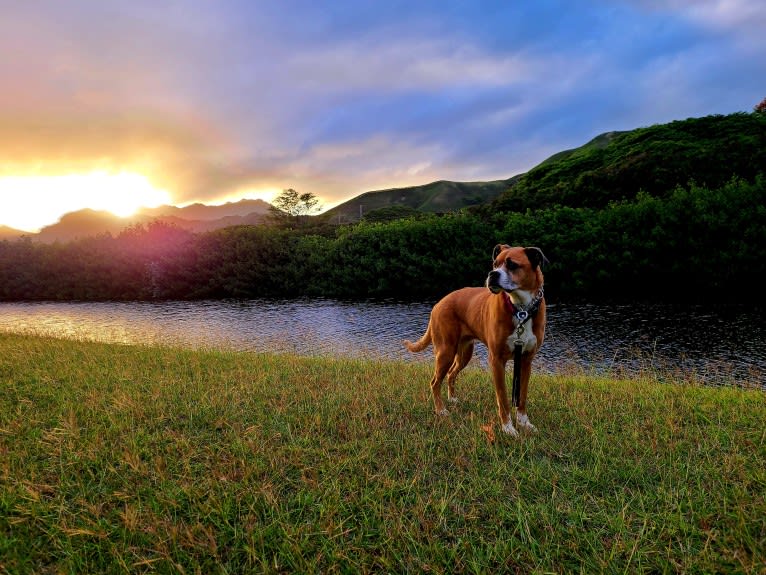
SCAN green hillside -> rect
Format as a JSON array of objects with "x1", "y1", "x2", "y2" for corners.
[
  {"x1": 535, "y1": 130, "x2": 625, "y2": 168},
  {"x1": 323, "y1": 112, "x2": 765, "y2": 224},
  {"x1": 490, "y1": 112, "x2": 766, "y2": 213},
  {"x1": 323, "y1": 177, "x2": 519, "y2": 223}
]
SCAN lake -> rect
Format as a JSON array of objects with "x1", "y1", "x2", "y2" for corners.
[{"x1": 1, "y1": 299, "x2": 764, "y2": 388}]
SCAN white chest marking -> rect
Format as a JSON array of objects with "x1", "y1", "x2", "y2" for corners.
[{"x1": 509, "y1": 318, "x2": 537, "y2": 353}]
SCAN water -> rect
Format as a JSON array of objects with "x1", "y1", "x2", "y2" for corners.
[{"x1": 1, "y1": 299, "x2": 764, "y2": 387}]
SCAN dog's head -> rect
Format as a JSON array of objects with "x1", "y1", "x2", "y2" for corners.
[{"x1": 486, "y1": 245, "x2": 548, "y2": 294}]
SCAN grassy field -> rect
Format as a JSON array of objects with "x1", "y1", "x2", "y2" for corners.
[{"x1": 1, "y1": 333, "x2": 765, "y2": 574}]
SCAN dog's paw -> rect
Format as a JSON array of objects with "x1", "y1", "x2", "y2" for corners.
[
  {"x1": 436, "y1": 408, "x2": 450, "y2": 417},
  {"x1": 447, "y1": 396, "x2": 459, "y2": 404},
  {"x1": 516, "y1": 412, "x2": 537, "y2": 433},
  {"x1": 501, "y1": 421, "x2": 519, "y2": 437}
]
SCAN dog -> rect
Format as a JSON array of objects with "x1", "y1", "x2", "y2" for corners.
[{"x1": 404, "y1": 245, "x2": 547, "y2": 436}]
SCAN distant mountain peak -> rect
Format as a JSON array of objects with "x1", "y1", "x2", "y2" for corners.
[
  {"x1": 0, "y1": 224, "x2": 28, "y2": 240},
  {"x1": 138, "y1": 198, "x2": 271, "y2": 221},
  {"x1": 27, "y1": 198, "x2": 273, "y2": 243}
]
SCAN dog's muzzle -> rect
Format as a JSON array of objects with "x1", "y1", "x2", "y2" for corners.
[{"x1": 486, "y1": 270, "x2": 504, "y2": 294}]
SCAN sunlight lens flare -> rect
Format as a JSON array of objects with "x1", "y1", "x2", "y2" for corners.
[{"x1": 0, "y1": 171, "x2": 171, "y2": 232}]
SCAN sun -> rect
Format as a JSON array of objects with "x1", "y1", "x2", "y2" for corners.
[
  {"x1": 86, "y1": 172, "x2": 171, "y2": 217},
  {"x1": 0, "y1": 171, "x2": 172, "y2": 232}
]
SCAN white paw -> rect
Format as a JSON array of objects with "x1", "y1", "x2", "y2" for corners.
[
  {"x1": 516, "y1": 412, "x2": 537, "y2": 432},
  {"x1": 447, "y1": 396, "x2": 459, "y2": 404},
  {"x1": 437, "y1": 408, "x2": 450, "y2": 417},
  {"x1": 501, "y1": 421, "x2": 519, "y2": 436}
]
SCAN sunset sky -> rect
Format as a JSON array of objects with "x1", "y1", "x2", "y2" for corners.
[{"x1": 1, "y1": 1, "x2": 764, "y2": 232}]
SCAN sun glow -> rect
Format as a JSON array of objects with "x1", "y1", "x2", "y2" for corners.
[{"x1": 0, "y1": 171, "x2": 172, "y2": 232}]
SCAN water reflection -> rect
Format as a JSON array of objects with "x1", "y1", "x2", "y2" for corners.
[{"x1": 1, "y1": 299, "x2": 764, "y2": 387}]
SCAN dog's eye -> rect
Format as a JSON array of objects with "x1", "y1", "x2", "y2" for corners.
[{"x1": 505, "y1": 259, "x2": 519, "y2": 271}]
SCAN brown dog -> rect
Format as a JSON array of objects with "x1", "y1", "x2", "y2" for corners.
[{"x1": 404, "y1": 245, "x2": 547, "y2": 436}]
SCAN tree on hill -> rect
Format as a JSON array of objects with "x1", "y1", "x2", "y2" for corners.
[
  {"x1": 268, "y1": 189, "x2": 322, "y2": 228},
  {"x1": 755, "y1": 97, "x2": 766, "y2": 114}
]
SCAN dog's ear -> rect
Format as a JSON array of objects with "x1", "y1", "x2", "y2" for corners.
[
  {"x1": 492, "y1": 244, "x2": 511, "y2": 261},
  {"x1": 525, "y1": 247, "x2": 549, "y2": 270}
]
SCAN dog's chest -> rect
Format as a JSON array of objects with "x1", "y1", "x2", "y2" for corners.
[{"x1": 509, "y1": 318, "x2": 537, "y2": 353}]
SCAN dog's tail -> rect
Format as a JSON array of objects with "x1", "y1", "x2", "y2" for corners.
[{"x1": 404, "y1": 323, "x2": 432, "y2": 353}]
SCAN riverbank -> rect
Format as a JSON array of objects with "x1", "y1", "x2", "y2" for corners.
[{"x1": 1, "y1": 333, "x2": 765, "y2": 573}]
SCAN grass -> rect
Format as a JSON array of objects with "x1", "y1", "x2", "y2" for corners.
[{"x1": 1, "y1": 333, "x2": 765, "y2": 574}]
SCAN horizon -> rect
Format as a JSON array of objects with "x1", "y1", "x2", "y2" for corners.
[
  {"x1": 1, "y1": 1, "x2": 764, "y2": 232},
  {"x1": 0, "y1": 175, "x2": 481, "y2": 234},
  {"x1": 0, "y1": 195, "x2": 276, "y2": 235}
]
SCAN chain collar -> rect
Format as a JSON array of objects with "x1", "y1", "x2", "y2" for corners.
[{"x1": 503, "y1": 286, "x2": 544, "y2": 327}]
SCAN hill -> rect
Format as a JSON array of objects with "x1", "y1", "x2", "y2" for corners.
[
  {"x1": 0, "y1": 225, "x2": 26, "y2": 240},
  {"x1": 534, "y1": 130, "x2": 625, "y2": 168},
  {"x1": 10, "y1": 112, "x2": 765, "y2": 243},
  {"x1": 30, "y1": 199, "x2": 271, "y2": 243},
  {"x1": 490, "y1": 112, "x2": 766, "y2": 213},
  {"x1": 137, "y1": 198, "x2": 271, "y2": 221},
  {"x1": 326, "y1": 112, "x2": 766, "y2": 223},
  {"x1": 323, "y1": 177, "x2": 519, "y2": 223},
  {"x1": 35, "y1": 209, "x2": 130, "y2": 243}
]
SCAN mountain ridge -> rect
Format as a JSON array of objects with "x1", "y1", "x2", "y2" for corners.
[
  {"x1": 322, "y1": 177, "x2": 519, "y2": 223},
  {"x1": 15, "y1": 199, "x2": 272, "y2": 243},
  {"x1": 489, "y1": 112, "x2": 766, "y2": 213},
  {"x1": 137, "y1": 199, "x2": 271, "y2": 221},
  {"x1": 5, "y1": 111, "x2": 764, "y2": 243},
  {"x1": 0, "y1": 225, "x2": 26, "y2": 240}
]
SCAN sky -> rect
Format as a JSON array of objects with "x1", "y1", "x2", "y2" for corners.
[{"x1": 1, "y1": 0, "x2": 764, "y2": 232}]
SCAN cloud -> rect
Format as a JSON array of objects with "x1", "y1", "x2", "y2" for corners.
[
  {"x1": 286, "y1": 40, "x2": 532, "y2": 94},
  {"x1": 628, "y1": 0, "x2": 766, "y2": 43},
  {"x1": 0, "y1": 0, "x2": 764, "y2": 222},
  {"x1": 265, "y1": 136, "x2": 448, "y2": 206},
  {"x1": 0, "y1": 113, "x2": 233, "y2": 198},
  {"x1": 0, "y1": 2, "x2": 566, "y2": 208}
]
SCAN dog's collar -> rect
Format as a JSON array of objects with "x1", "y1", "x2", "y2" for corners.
[{"x1": 502, "y1": 286, "x2": 544, "y2": 325}]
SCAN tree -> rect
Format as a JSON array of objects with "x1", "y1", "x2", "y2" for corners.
[
  {"x1": 268, "y1": 188, "x2": 322, "y2": 227},
  {"x1": 755, "y1": 97, "x2": 766, "y2": 114}
]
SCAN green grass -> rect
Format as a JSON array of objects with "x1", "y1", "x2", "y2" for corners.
[{"x1": 1, "y1": 333, "x2": 765, "y2": 574}]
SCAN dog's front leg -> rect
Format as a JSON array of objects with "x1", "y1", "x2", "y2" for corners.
[
  {"x1": 489, "y1": 352, "x2": 517, "y2": 436},
  {"x1": 515, "y1": 356, "x2": 537, "y2": 432}
]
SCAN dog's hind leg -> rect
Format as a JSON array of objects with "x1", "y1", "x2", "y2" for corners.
[
  {"x1": 430, "y1": 351, "x2": 454, "y2": 416},
  {"x1": 446, "y1": 340, "x2": 474, "y2": 404}
]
